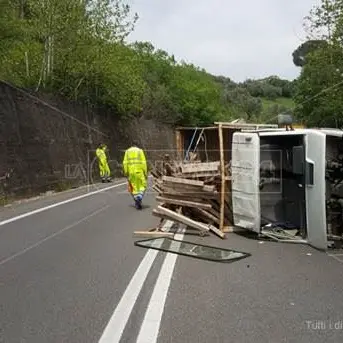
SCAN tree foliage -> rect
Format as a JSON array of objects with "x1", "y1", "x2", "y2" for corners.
[
  {"x1": 0, "y1": 0, "x2": 295, "y2": 126},
  {"x1": 293, "y1": 0, "x2": 343, "y2": 127},
  {"x1": 292, "y1": 40, "x2": 328, "y2": 67}
]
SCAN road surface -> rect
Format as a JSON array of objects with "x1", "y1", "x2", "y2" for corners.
[{"x1": 1, "y1": 180, "x2": 343, "y2": 343}]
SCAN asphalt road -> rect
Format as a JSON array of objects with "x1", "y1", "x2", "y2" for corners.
[{"x1": 1, "y1": 180, "x2": 343, "y2": 343}]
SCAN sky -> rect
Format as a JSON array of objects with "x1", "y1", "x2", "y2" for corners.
[{"x1": 126, "y1": 0, "x2": 321, "y2": 82}]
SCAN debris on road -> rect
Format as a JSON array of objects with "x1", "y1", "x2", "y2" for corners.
[
  {"x1": 133, "y1": 229, "x2": 174, "y2": 238},
  {"x1": 149, "y1": 155, "x2": 230, "y2": 239},
  {"x1": 134, "y1": 237, "x2": 251, "y2": 262}
]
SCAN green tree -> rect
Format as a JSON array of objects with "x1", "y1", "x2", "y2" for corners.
[
  {"x1": 294, "y1": 0, "x2": 343, "y2": 127},
  {"x1": 0, "y1": 0, "x2": 296, "y2": 127},
  {"x1": 292, "y1": 40, "x2": 328, "y2": 67},
  {"x1": 225, "y1": 87, "x2": 262, "y2": 119},
  {"x1": 294, "y1": 43, "x2": 343, "y2": 127},
  {"x1": 168, "y1": 63, "x2": 232, "y2": 125}
]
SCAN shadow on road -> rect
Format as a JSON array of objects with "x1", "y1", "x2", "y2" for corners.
[{"x1": 128, "y1": 204, "x2": 151, "y2": 210}]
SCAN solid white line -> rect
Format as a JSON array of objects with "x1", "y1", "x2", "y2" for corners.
[
  {"x1": 98, "y1": 249, "x2": 158, "y2": 343},
  {"x1": 136, "y1": 226, "x2": 185, "y2": 343},
  {"x1": 0, "y1": 182, "x2": 127, "y2": 227},
  {"x1": 0, "y1": 205, "x2": 110, "y2": 267},
  {"x1": 98, "y1": 220, "x2": 175, "y2": 343}
]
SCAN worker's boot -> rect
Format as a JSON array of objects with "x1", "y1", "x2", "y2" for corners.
[{"x1": 134, "y1": 194, "x2": 142, "y2": 210}]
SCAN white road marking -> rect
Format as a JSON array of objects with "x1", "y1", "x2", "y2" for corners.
[
  {"x1": 0, "y1": 205, "x2": 110, "y2": 267},
  {"x1": 98, "y1": 220, "x2": 175, "y2": 343},
  {"x1": 0, "y1": 182, "x2": 127, "y2": 227},
  {"x1": 328, "y1": 254, "x2": 343, "y2": 264},
  {"x1": 136, "y1": 226, "x2": 185, "y2": 343}
]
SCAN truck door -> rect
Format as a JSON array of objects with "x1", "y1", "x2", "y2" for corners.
[
  {"x1": 231, "y1": 132, "x2": 261, "y2": 232},
  {"x1": 305, "y1": 131, "x2": 327, "y2": 250}
]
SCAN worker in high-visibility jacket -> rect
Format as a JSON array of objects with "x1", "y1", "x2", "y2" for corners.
[
  {"x1": 122, "y1": 144, "x2": 147, "y2": 209},
  {"x1": 96, "y1": 143, "x2": 111, "y2": 182}
]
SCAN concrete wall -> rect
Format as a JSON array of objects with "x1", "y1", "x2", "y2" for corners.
[{"x1": 0, "y1": 81, "x2": 175, "y2": 200}]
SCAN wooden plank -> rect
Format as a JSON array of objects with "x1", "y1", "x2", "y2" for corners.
[
  {"x1": 151, "y1": 170, "x2": 160, "y2": 178},
  {"x1": 175, "y1": 125, "x2": 218, "y2": 130},
  {"x1": 183, "y1": 161, "x2": 219, "y2": 170},
  {"x1": 218, "y1": 123, "x2": 225, "y2": 232},
  {"x1": 214, "y1": 121, "x2": 278, "y2": 128},
  {"x1": 207, "y1": 207, "x2": 220, "y2": 221},
  {"x1": 183, "y1": 209, "x2": 224, "y2": 239},
  {"x1": 203, "y1": 176, "x2": 218, "y2": 184},
  {"x1": 163, "y1": 182, "x2": 204, "y2": 191},
  {"x1": 162, "y1": 182, "x2": 217, "y2": 195},
  {"x1": 161, "y1": 186, "x2": 217, "y2": 200},
  {"x1": 176, "y1": 130, "x2": 183, "y2": 160},
  {"x1": 193, "y1": 208, "x2": 220, "y2": 225},
  {"x1": 153, "y1": 209, "x2": 175, "y2": 220},
  {"x1": 133, "y1": 231, "x2": 174, "y2": 238},
  {"x1": 162, "y1": 176, "x2": 204, "y2": 187},
  {"x1": 155, "y1": 196, "x2": 212, "y2": 209},
  {"x1": 153, "y1": 206, "x2": 210, "y2": 232},
  {"x1": 157, "y1": 193, "x2": 205, "y2": 203},
  {"x1": 155, "y1": 184, "x2": 164, "y2": 190},
  {"x1": 174, "y1": 171, "x2": 220, "y2": 178},
  {"x1": 162, "y1": 186, "x2": 206, "y2": 197},
  {"x1": 208, "y1": 224, "x2": 226, "y2": 239},
  {"x1": 181, "y1": 161, "x2": 220, "y2": 174},
  {"x1": 152, "y1": 185, "x2": 163, "y2": 193},
  {"x1": 162, "y1": 190, "x2": 218, "y2": 199},
  {"x1": 203, "y1": 185, "x2": 216, "y2": 192}
]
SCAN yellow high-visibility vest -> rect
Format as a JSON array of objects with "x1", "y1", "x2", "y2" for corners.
[
  {"x1": 96, "y1": 147, "x2": 107, "y2": 162},
  {"x1": 122, "y1": 146, "x2": 147, "y2": 176}
]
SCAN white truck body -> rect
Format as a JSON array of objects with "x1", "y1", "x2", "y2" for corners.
[{"x1": 231, "y1": 128, "x2": 343, "y2": 250}]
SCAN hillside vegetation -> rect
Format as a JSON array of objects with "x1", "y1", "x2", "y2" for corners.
[
  {"x1": 1, "y1": 0, "x2": 295, "y2": 127},
  {"x1": 292, "y1": 0, "x2": 343, "y2": 128}
]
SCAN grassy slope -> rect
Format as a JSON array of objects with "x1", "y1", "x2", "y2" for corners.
[
  {"x1": 261, "y1": 97, "x2": 295, "y2": 110},
  {"x1": 246, "y1": 97, "x2": 295, "y2": 124}
]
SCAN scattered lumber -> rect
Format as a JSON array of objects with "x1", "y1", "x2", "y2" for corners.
[
  {"x1": 133, "y1": 218, "x2": 175, "y2": 238},
  {"x1": 181, "y1": 161, "x2": 220, "y2": 174},
  {"x1": 149, "y1": 154, "x2": 232, "y2": 239},
  {"x1": 153, "y1": 205, "x2": 210, "y2": 236},
  {"x1": 133, "y1": 230, "x2": 174, "y2": 238},
  {"x1": 155, "y1": 196, "x2": 212, "y2": 209}
]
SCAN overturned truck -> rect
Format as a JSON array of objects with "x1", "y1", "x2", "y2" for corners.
[
  {"x1": 231, "y1": 127, "x2": 343, "y2": 250},
  {"x1": 165, "y1": 121, "x2": 343, "y2": 251}
]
